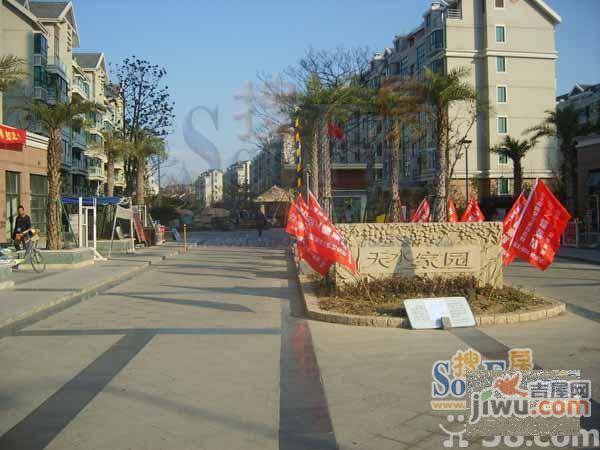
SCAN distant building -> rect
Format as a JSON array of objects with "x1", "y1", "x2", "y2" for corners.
[
  {"x1": 195, "y1": 169, "x2": 223, "y2": 208},
  {"x1": 251, "y1": 128, "x2": 295, "y2": 196},
  {"x1": 223, "y1": 160, "x2": 251, "y2": 206},
  {"x1": 557, "y1": 83, "x2": 600, "y2": 128},
  {"x1": 557, "y1": 83, "x2": 600, "y2": 223}
]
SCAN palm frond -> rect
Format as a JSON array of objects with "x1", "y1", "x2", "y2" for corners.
[{"x1": 0, "y1": 55, "x2": 28, "y2": 91}]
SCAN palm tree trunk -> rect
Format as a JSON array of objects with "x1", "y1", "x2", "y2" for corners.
[
  {"x1": 319, "y1": 116, "x2": 332, "y2": 218},
  {"x1": 310, "y1": 122, "x2": 319, "y2": 198},
  {"x1": 46, "y1": 129, "x2": 62, "y2": 250},
  {"x1": 513, "y1": 157, "x2": 523, "y2": 197},
  {"x1": 136, "y1": 157, "x2": 145, "y2": 205},
  {"x1": 432, "y1": 110, "x2": 448, "y2": 221},
  {"x1": 106, "y1": 155, "x2": 115, "y2": 197},
  {"x1": 389, "y1": 119, "x2": 401, "y2": 222}
]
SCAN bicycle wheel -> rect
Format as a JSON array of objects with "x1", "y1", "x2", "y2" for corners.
[{"x1": 31, "y1": 249, "x2": 46, "y2": 273}]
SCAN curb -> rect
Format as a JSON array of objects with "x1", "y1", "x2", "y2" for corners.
[
  {"x1": 294, "y1": 259, "x2": 566, "y2": 329},
  {"x1": 0, "y1": 246, "x2": 187, "y2": 338}
]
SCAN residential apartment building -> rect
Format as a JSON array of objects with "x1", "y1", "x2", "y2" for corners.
[
  {"x1": 195, "y1": 169, "x2": 223, "y2": 209},
  {"x1": 223, "y1": 160, "x2": 251, "y2": 204},
  {"x1": 250, "y1": 129, "x2": 295, "y2": 197},
  {"x1": 1, "y1": 0, "x2": 125, "y2": 206},
  {"x1": 557, "y1": 83, "x2": 600, "y2": 222},
  {"x1": 348, "y1": 0, "x2": 561, "y2": 216}
]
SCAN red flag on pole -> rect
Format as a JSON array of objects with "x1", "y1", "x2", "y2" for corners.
[
  {"x1": 306, "y1": 192, "x2": 357, "y2": 273},
  {"x1": 328, "y1": 123, "x2": 345, "y2": 143},
  {"x1": 447, "y1": 197, "x2": 459, "y2": 223},
  {"x1": 297, "y1": 237, "x2": 334, "y2": 276},
  {"x1": 507, "y1": 180, "x2": 570, "y2": 270},
  {"x1": 501, "y1": 193, "x2": 527, "y2": 266},
  {"x1": 286, "y1": 192, "x2": 357, "y2": 275},
  {"x1": 410, "y1": 198, "x2": 431, "y2": 223},
  {"x1": 461, "y1": 196, "x2": 485, "y2": 222}
]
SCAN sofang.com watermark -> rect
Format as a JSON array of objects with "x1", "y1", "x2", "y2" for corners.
[
  {"x1": 469, "y1": 372, "x2": 591, "y2": 424},
  {"x1": 429, "y1": 349, "x2": 598, "y2": 448}
]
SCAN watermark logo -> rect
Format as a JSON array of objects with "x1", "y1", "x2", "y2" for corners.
[{"x1": 430, "y1": 347, "x2": 533, "y2": 411}]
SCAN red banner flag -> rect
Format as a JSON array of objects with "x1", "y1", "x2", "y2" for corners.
[
  {"x1": 461, "y1": 196, "x2": 485, "y2": 222},
  {"x1": 410, "y1": 198, "x2": 431, "y2": 223},
  {"x1": 501, "y1": 193, "x2": 527, "y2": 266},
  {"x1": 0, "y1": 124, "x2": 26, "y2": 145},
  {"x1": 297, "y1": 237, "x2": 333, "y2": 276},
  {"x1": 447, "y1": 198, "x2": 459, "y2": 223},
  {"x1": 328, "y1": 123, "x2": 345, "y2": 143},
  {"x1": 285, "y1": 199, "x2": 305, "y2": 238},
  {"x1": 508, "y1": 180, "x2": 571, "y2": 271}
]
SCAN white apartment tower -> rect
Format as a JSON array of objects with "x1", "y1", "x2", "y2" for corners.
[{"x1": 365, "y1": 0, "x2": 561, "y2": 207}]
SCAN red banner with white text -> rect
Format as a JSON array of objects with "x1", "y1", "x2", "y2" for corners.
[{"x1": 0, "y1": 124, "x2": 26, "y2": 145}]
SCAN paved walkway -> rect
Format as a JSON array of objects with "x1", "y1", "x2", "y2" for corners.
[
  {"x1": 557, "y1": 246, "x2": 600, "y2": 265},
  {"x1": 0, "y1": 244, "x2": 185, "y2": 336},
  {"x1": 0, "y1": 239, "x2": 598, "y2": 449}
]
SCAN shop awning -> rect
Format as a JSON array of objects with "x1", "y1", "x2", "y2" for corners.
[{"x1": 61, "y1": 196, "x2": 123, "y2": 206}]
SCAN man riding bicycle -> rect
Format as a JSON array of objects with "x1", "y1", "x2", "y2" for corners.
[{"x1": 12, "y1": 205, "x2": 32, "y2": 251}]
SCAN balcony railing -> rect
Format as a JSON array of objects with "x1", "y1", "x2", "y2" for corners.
[
  {"x1": 447, "y1": 8, "x2": 463, "y2": 19},
  {"x1": 62, "y1": 150, "x2": 72, "y2": 167},
  {"x1": 72, "y1": 157, "x2": 87, "y2": 172},
  {"x1": 46, "y1": 55, "x2": 68, "y2": 77},
  {"x1": 88, "y1": 166, "x2": 106, "y2": 179},
  {"x1": 32, "y1": 86, "x2": 48, "y2": 102}
]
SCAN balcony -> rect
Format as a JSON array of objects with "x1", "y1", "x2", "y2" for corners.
[
  {"x1": 46, "y1": 55, "x2": 68, "y2": 78},
  {"x1": 62, "y1": 149, "x2": 72, "y2": 168},
  {"x1": 72, "y1": 131, "x2": 87, "y2": 150},
  {"x1": 71, "y1": 155, "x2": 87, "y2": 174},
  {"x1": 33, "y1": 53, "x2": 47, "y2": 67},
  {"x1": 447, "y1": 8, "x2": 462, "y2": 19},
  {"x1": 71, "y1": 81, "x2": 88, "y2": 99},
  {"x1": 32, "y1": 86, "x2": 48, "y2": 102},
  {"x1": 87, "y1": 166, "x2": 106, "y2": 181},
  {"x1": 114, "y1": 172, "x2": 125, "y2": 187}
]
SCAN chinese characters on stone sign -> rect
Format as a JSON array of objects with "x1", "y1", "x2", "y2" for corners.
[{"x1": 358, "y1": 246, "x2": 481, "y2": 275}]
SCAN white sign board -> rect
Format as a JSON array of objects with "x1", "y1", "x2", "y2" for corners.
[{"x1": 404, "y1": 297, "x2": 476, "y2": 329}]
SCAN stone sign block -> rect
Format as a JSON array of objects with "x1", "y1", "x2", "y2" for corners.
[{"x1": 334, "y1": 222, "x2": 503, "y2": 288}]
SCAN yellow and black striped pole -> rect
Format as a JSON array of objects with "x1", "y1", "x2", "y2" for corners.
[{"x1": 294, "y1": 116, "x2": 302, "y2": 194}]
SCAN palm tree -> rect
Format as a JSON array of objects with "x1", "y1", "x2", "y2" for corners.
[
  {"x1": 100, "y1": 130, "x2": 132, "y2": 196},
  {"x1": 397, "y1": 67, "x2": 477, "y2": 221},
  {"x1": 491, "y1": 136, "x2": 536, "y2": 197},
  {"x1": 131, "y1": 132, "x2": 166, "y2": 205},
  {"x1": 28, "y1": 98, "x2": 101, "y2": 250},
  {"x1": 0, "y1": 55, "x2": 27, "y2": 92},
  {"x1": 0, "y1": 55, "x2": 28, "y2": 124},
  {"x1": 526, "y1": 106, "x2": 588, "y2": 214}
]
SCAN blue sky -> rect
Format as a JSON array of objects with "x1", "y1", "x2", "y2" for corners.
[{"x1": 74, "y1": 0, "x2": 600, "y2": 181}]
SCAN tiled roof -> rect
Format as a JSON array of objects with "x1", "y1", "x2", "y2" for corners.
[
  {"x1": 28, "y1": 1, "x2": 69, "y2": 18},
  {"x1": 73, "y1": 53, "x2": 102, "y2": 69}
]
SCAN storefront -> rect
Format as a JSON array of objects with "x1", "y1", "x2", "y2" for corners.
[{"x1": 0, "y1": 125, "x2": 49, "y2": 244}]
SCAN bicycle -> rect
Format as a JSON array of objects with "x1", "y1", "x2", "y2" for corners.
[{"x1": 18, "y1": 228, "x2": 46, "y2": 273}]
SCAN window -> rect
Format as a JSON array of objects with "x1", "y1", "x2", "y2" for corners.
[
  {"x1": 496, "y1": 26, "x2": 506, "y2": 43},
  {"x1": 30, "y1": 175, "x2": 48, "y2": 235},
  {"x1": 429, "y1": 29, "x2": 444, "y2": 51},
  {"x1": 417, "y1": 45, "x2": 426, "y2": 71},
  {"x1": 498, "y1": 116, "x2": 508, "y2": 134},
  {"x1": 498, "y1": 178, "x2": 510, "y2": 196},
  {"x1": 497, "y1": 86, "x2": 507, "y2": 103},
  {"x1": 33, "y1": 66, "x2": 47, "y2": 88},
  {"x1": 5, "y1": 172, "x2": 21, "y2": 241},
  {"x1": 430, "y1": 58, "x2": 444, "y2": 74},
  {"x1": 498, "y1": 149, "x2": 509, "y2": 164},
  {"x1": 400, "y1": 57, "x2": 409, "y2": 76},
  {"x1": 495, "y1": 0, "x2": 505, "y2": 8},
  {"x1": 426, "y1": 14, "x2": 431, "y2": 27},
  {"x1": 496, "y1": 56, "x2": 506, "y2": 72},
  {"x1": 33, "y1": 33, "x2": 48, "y2": 57}
]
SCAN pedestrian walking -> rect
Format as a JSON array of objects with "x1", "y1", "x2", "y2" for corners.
[{"x1": 256, "y1": 206, "x2": 267, "y2": 238}]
